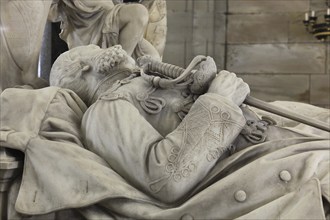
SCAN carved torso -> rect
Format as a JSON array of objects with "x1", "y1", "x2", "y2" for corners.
[{"x1": 99, "y1": 76, "x2": 194, "y2": 136}]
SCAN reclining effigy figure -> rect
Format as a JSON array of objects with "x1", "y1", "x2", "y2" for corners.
[{"x1": 0, "y1": 45, "x2": 329, "y2": 219}]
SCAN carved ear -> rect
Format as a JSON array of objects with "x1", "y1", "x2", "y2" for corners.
[{"x1": 81, "y1": 64, "x2": 91, "y2": 72}]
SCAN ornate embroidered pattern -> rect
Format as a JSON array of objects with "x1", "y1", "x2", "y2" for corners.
[
  {"x1": 149, "y1": 98, "x2": 244, "y2": 192},
  {"x1": 136, "y1": 87, "x2": 166, "y2": 114}
]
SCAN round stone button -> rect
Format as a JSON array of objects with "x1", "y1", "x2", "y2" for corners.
[
  {"x1": 234, "y1": 190, "x2": 247, "y2": 202},
  {"x1": 279, "y1": 170, "x2": 292, "y2": 182},
  {"x1": 181, "y1": 213, "x2": 194, "y2": 220}
]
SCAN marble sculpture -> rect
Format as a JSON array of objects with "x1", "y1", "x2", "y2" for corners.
[{"x1": 0, "y1": 0, "x2": 329, "y2": 219}]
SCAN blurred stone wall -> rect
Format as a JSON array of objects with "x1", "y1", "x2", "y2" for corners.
[{"x1": 163, "y1": 0, "x2": 330, "y2": 107}]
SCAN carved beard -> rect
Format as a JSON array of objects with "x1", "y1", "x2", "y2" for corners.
[{"x1": 93, "y1": 48, "x2": 125, "y2": 75}]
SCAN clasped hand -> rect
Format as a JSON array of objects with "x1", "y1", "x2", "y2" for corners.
[{"x1": 207, "y1": 70, "x2": 250, "y2": 106}]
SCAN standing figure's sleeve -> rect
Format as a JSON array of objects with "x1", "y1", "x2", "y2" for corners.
[{"x1": 82, "y1": 93, "x2": 246, "y2": 203}]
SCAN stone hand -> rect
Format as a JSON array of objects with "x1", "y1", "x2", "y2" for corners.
[{"x1": 207, "y1": 70, "x2": 250, "y2": 106}]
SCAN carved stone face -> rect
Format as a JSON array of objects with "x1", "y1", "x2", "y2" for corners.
[
  {"x1": 50, "y1": 45, "x2": 137, "y2": 104},
  {"x1": 66, "y1": 45, "x2": 136, "y2": 89}
]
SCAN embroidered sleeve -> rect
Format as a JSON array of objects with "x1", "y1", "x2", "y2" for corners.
[
  {"x1": 148, "y1": 94, "x2": 246, "y2": 200},
  {"x1": 82, "y1": 93, "x2": 246, "y2": 203}
]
